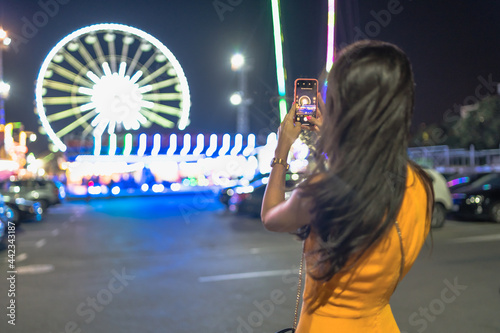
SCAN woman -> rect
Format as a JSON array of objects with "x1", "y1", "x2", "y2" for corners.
[{"x1": 261, "y1": 40, "x2": 434, "y2": 332}]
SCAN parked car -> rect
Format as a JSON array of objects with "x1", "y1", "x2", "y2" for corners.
[
  {"x1": 450, "y1": 173, "x2": 500, "y2": 223},
  {"x1": 424, "y1": 169, "x2": 453, "y2": 228},
  {"x1": 228, "y1": 173, "x2": 303, "y2": 216},
  {"x1": 0, "y1": 199, "x2": 8, "y2": 249},
  {"x1": 1, "y1": 194, "x2": 43, "y2": 225},
  {"x1": 219, "y1": 173, "x2": 269, "y2": 209},
  {"x1": 230, "y1": 169, "x2": 454, "y2": 227},
  {"x1": 447, "y1": 172, "x2": 490, "y2": 193},
  {"x1": 0, "y1": 219, "x2": 6, "y2": 250},
  {"x1": 0, "y1": 179, "x2": 64, "y2": 210},
  {"x1": 230, "y1": 184, "x2": 267, "y2": 216}
]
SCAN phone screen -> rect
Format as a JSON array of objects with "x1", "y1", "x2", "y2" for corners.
[{"x1": 294, "y1": 79, "x2": 318, "y2": 125}]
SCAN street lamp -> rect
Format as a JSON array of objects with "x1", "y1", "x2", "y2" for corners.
[
  {"x1": 230, "y1": 92, "x2": 243, "y2": 106},
  {"x1": 0, "y1": 27, "x2": 11, "y2": 125},
  {"x1": 230, "y1": 53, "x2": 251, "y2": 135},
  {"x1": 0, "y1": 81, "x2": 10, "y2": 97},
  {"x1": 231, "y1": 54, "x2": 245, "y2": 71}
]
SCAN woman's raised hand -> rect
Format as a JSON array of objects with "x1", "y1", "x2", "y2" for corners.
[
  {"x1": 275, "y1": 103, "x2": 302, "y2": 158},
  {"x1": 301, "y1": 92, "x2": 324, "y2": 133},
  {"x1": 276, "y1": 93, "x2": 325, "y2": 157}
]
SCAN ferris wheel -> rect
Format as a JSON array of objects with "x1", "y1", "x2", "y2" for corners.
[{"x1": 35, "y1": 23, "x2": 191, "y2": 152}]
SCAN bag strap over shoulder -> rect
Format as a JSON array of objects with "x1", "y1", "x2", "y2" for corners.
[
  {"x1": 292, "y1": 241, "x2": 305, "y2": 331},
  {"x1": 393, "y1": 220, "x2": 405, "y2": 294}
]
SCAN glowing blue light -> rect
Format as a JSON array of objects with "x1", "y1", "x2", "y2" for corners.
[
  {"x1": 218, "y1": 134, "x2": 231, "y2": 156},
  {"x1": 180, "y1": 133, "x2": 191, "y2": 156},
  {"x1": 243, "y1": 134, "x2": 256, "y2": 156},
  {"x1": 108, "y1": 134, "x2": 117, "y2": 156},
  {"x1": 166, "y1": 134, "x2": 177, "y2": 156},
  {"x1": 206, "y1": 134, "x2": 218, "y2": 157},
  {"x1": 193, "y1": 134, "x2": 205, "y2": 155},
  {"x1": 59, "y1": 186, "x2": 66, "y2": 199},
  {"x1": 151, "y1": 133, "x2": 161, "y2": 156},
  {"x1": 137, "y1": 133, "x2": 147, "y2": 156},
  {"x1": 230, "y1": 134, "x2": 243, "y2": 156}
]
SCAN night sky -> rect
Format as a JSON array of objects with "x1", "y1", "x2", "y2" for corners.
[{"x1": 1, "y1": 0, "x2": 499, "y2": 154}]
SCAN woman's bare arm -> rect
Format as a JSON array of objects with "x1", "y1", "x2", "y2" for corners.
[{"x1": 261, "y1": 99, "x2": 324, "y2": 232}]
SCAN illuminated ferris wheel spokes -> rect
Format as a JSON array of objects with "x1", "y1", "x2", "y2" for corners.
[
  {"x1": 45, "y1": 37, "x2": 181, "y2": 133},
  {"x1": 36, "y1": 23, "x2": 191, "y2": 152}
]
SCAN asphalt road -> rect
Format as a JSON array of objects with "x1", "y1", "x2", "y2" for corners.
[{"x1": 0, "y1": 193, "x2": 499, "y2": 333}]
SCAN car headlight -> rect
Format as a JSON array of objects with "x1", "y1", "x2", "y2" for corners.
[{"x1": 466, "y1": 195, "x2": 484, "y2": 205}]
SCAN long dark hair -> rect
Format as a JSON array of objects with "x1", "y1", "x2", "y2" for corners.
[{"x1": 298, "y1": 40, "x2": 433, "y2": 281}]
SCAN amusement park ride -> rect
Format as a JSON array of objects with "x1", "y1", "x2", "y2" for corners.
[
  {"x1": 31, "y1": 23, "x2": 302, "y2": 195},
  {"x1": 1, "y1": 0, "x2": 336, "y2": 195},
  {"x1": 35, "y1": 23, "x2": 191, "y2": 153}
]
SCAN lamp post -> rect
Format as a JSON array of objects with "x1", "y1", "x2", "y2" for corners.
[
  {"x1": 0, "y1": 28, "x2": 12, "y2": 125},
  {"x1": 230, "y1": 53, "x2": 250, "y2": 135}
]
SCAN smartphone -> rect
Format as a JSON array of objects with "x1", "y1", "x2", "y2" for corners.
[{"x1": 294, "y1": 78, "x2": 318, "y2": 125}]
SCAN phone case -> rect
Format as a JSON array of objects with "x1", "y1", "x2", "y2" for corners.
[{"x1": 294, "y1": 78, "x2": 318, "y2": 126}]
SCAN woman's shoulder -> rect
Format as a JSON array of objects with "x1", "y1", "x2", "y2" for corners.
[
  {"x1": 402, "y1": 162, "x2": 433, "y2": 235},
  {"x1": 406, "y1": 162, "x2": 432, "y2": 193}
]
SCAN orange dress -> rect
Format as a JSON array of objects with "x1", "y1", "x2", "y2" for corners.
[{"x1": 296, "y1": 165, "x2": 431, "y2": 333}]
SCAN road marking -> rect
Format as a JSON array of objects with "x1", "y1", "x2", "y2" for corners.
[
  {"x1": 17, "y1": 253, "x2": 28, "y2": 262},
  {"x1": 451, "y1": 234, "x2": 500, "y2": 243},
  {"x1": 17, "y1": 264, "x2": 54, "y2": 275},
  {"x1": 51, "y1": 229, "x2": 60, "y2": 236},
  {"x1": 17, "y1": 230, "x2": 55, "y2": 237},
  {"x1": 35, "y1": 239, "x2": 46, "y2": 248},
  {"x1": 199, "y1": 269, "x2": 298, "y2": 283}
]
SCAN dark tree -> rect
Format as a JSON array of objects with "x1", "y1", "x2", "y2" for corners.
[{"x1": 452, "y1": 96, "x2": 500, "y2": 149}]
